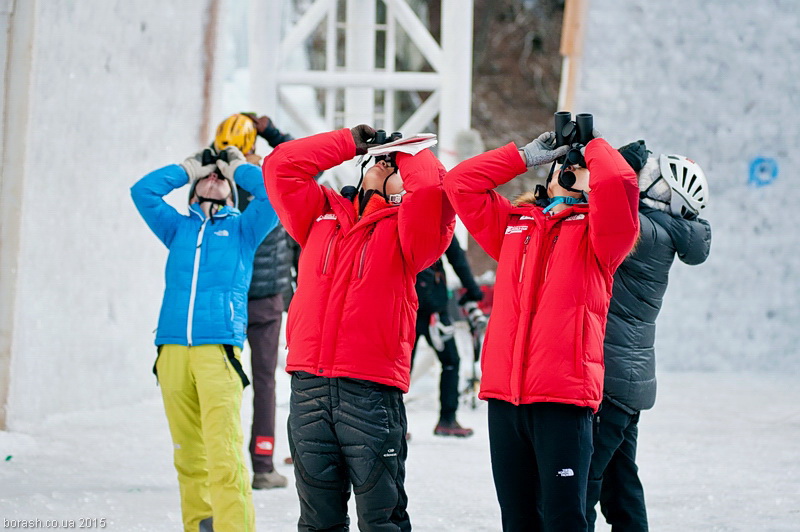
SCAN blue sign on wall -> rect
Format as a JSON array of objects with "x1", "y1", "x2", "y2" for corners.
[{"x1": 749, "y1": 157, "x2": 779, "y2": 187}]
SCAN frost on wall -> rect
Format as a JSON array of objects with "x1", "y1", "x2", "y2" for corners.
[
  {"x1": 575, "y1": 0, "x2": 800, "y2": 372},
  {"x1": 8, "y1": 1, "x2": 210, "y2": 428}
]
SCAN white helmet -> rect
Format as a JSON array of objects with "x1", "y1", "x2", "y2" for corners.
[{"x1": 658, "y1": 154, "x2": 709, "y2": 219}]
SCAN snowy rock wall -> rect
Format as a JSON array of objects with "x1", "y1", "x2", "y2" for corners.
[
  {"x1": 7, "y1": 1, "x2": 212, "y2": 429},
  {"x1": 575, "y1": 0, "x2": 800, "y2": 372}
]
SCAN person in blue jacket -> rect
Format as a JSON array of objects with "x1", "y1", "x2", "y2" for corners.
[{"x1": 131, "y1": 145, "x2": 278, "y2": 532}]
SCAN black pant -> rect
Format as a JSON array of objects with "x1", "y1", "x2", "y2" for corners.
[
  {"x1": 488, "y1": 400, "x2": 593, "y2": 532},
  {"x1": 247, "y1": 294, "x2": 283, "y2": 473},
  {"x1": 288, "y1": 372, "x2": 410, "y2": 532},
  {"x1": 586, "y1": 400, "x2": 648, "y2": 531},
  {"x1": 412, "y1": 307, "x2": 460, "y2": 422}
]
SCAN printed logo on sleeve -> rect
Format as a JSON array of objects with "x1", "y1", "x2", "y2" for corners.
[
  {"x1": 316, "y1": 213, "x2": 338, "y2": 222},
  {"x1": 505, "y1": 225, "x2": 528, "y2": 235}
]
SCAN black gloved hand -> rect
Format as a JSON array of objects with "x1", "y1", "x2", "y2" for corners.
[
  {"x1": 458, "y1": 289, "x2": 485, "y2": 306},
  {"x1": 618, "y1": 140, "x2": 649, "y2": 173},
  {"x1": 351, "y1": 124, "x2": 377, "y2": 155}
]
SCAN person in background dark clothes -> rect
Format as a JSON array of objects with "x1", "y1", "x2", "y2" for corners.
[
  {"x1": 218, "y1": 113, "x2": 295, "y2": 490},
  {"x1": 586, "y1": 142, "x2": 712, "y2": 531},
  {"x1": 413, "y1": 234, "x2": 483, "y2": 437}
]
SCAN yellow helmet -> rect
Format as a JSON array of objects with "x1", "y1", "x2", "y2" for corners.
[{"x1": 213, "y1": 114, "x2": 257, "y2": 154}]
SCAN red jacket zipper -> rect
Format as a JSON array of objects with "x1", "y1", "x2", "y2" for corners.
[
  {"x1": 519, "y1": 235, "x2": 531, "y2": 283},
  {"x1": 322, "y1": 224, "x2": 341, "y2": 275},
  {"x1": 358, "y1": 228, "x2": 375, "y2": 278}
]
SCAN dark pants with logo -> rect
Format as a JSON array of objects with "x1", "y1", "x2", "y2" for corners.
[
  {"x1": 586, "y1": 400, "x2": 648, "y2": 531},
  {"x1": 247, "y1": 294, "x2": 283, "y2": 473},
  {"x1": 488, "y1": 399, "x2": 593, "y2": 532},
  {"x1": 288, "y1": 372, "x2": 410, "y2": 532},
  {"x1": 412, "y1": 306, "x2": 460, "y2": 423}
]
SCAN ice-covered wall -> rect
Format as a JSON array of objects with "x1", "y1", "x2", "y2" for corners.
[
  {"x1": 575, "y1": 0, "x2": 800, "y2": 372},
  {"x1": 6, "y1": 1, "x2": 212, "y2": 429}
]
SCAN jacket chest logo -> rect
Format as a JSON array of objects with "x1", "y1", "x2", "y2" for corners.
[
  {"x1": 564, "y1": 214, "x2": 585, "y2": 221},
  {"x1": 214, "y1": 230, "x2": 229, "y2": 237},
  {"x1": 505, "y1": 225, "x2": 528, "y2": 235},
  {"x1": 316, "y1": 213, "x2": 337, "y2": 222},
  {"x1": 520, "y1": 215, "x2": 536, "y2": 220}
]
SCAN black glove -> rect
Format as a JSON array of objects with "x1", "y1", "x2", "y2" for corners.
[
  {"x1": 242, "y1": 113, "x2": 293, "y2": 147},
  {"x1": 351, "y1": 124, "x2": 377, "y2": 155},
  {"x1": 458, "y1": 289, "x2": 484, "y2": 306},
  {"x1": 618, "y1": 140, "x2": 649, "y2": 173}
]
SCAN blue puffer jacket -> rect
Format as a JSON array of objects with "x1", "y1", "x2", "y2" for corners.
[{"x1": 131, "y1": 163, "x2": 278, "y2": 348}]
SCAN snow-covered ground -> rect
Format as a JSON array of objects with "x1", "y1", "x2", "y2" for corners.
[{"x1": 1, "y1": 325, "x2": 799, "y2": 531}]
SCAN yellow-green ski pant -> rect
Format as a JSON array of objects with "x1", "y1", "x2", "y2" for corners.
[{"x1": 157, "y1": 344, "x2": 255, "y2": 532}]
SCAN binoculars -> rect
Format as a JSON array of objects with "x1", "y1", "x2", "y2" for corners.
[
  {"x1": 201, "y1": 147, "x2": 230, "y2": 166},
  {"x1": 554, "y1": 111, "x2": 594, "y2": 167},
  {"x1": 370, "y1": 130, "x2": 403, "y2": 145},
  {"x1": 370, "y1": 130, "x2": 403, "y2": 164},
  {"x1": 340, "y1": 130, "x2": 404, "y2": 201}
]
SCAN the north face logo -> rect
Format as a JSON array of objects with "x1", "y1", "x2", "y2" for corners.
[
  {"x1": 316, "y1": 213, "x2": 337, "y2": 222},
  {"x1": 556, "y1": 468, "x2": 574, "y2": 477},
  {"x1": 505, "y1": 225, "x2": 528, "y2": 234},
  {"x1": 214, "y1": 230, "x2": 229, "y2": 236},
  {"x1": 564, "y1": 214, "x2": 585, "y2": 221},
  {"x1": 255, "y1": 436, "x2": 274, "y2": 455}
]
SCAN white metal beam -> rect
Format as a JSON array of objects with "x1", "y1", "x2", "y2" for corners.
[
  {"x1": 278, "y1": 0, "x2": 335, "y2": 65},
  {"x1": 344, "y1": 0, "x2": 376, "y2": 126},
  {"x1": 384, "y1": 0, "x2": 443, "y2": 72},
  {"x1": 277, "y1": 70, "x2": 441, "y2": 90},
  {"x1": 398, "y1": 89, "x2": 441, "y2": 135},
  {"x1": 438, "y1": 0, "x2": 474, "y2": 170}
]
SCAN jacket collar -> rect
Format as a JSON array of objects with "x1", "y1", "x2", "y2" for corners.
[
  {"x1": 189, "y1": 202, "x2": 239, "y2": 221},
  {"x1": 321, "y1": 188, "x2": 398, "y2": 234}
]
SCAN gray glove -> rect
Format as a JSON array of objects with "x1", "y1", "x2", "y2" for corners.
[
  {"x1": 521, "y1": 132, "x2": 569, "y2": 167},
  {"x1": 215, "y1": 146, "x2": 247, "y2": 181},
  {"x1": 180, "y1": 151, "x2": 216, "y2": 182}
]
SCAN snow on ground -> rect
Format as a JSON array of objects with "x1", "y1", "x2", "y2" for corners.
[{"x1": 1, "y1": 325, "x2": 799, "y2": 531}]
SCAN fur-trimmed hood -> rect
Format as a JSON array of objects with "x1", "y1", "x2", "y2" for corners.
[{"x1": 512, "y1": 190, "x2": 539, "y2": 206}]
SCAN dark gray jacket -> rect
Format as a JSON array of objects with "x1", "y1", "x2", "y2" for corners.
[
  {"x1": 238, "y1": 188, "x2": 296, "y2": 301},
  {"x1": 239, "y1": 123, "x2": 296, "y2": 302},
  {"x1": 603, "y1": 205, "x2": 711, "y2": 413}
]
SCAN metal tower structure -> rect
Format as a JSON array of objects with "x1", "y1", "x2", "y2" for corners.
[{"x1": 250, "y1": 0, "x2": 474, "y2": 188}]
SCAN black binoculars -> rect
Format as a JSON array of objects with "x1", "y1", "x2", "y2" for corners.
[
  {"x1": 370, "y1": 130, "x2": 403, "y2": 146},
  {"x1": 367, "y1": 129, "x2": 403, "y2": 166},
  {"x1": 370, "y1": 130, "x2": 403, "y2": 164},
  {"x1": 554, "y1": 111, "x2": 594, "y2": 167},
  {"x1": 201, "y1": 147, "x2": 230, "y2": 166}
]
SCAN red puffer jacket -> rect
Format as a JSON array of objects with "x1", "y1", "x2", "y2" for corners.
[
  {"x1": 263, "y1": 129, "x2": 455, "y2": 392},
  {"x1": 444, "y1": 139, "x2": 639, "y2": 411}
]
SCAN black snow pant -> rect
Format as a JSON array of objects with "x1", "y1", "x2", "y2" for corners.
[
  {"x1": 488, "y1": 399, "x2": 593, "y2": 532},
  {"x1": 586, "y1": 400, "x2": 648, "y2": 531},
  {"x1": 247, "y1": 294, "x2": 283, "y2": 473},
  {"x1": 412, "y1": 306, "x2": 460, "y2": 423},
  {"x1": 288, "y1": 371, "x2": 410, "y2": 532}
]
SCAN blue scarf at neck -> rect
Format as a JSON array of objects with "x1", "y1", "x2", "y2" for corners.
[{"x1": 542, "y1": 196, "x2": 584, "y2": 214}]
